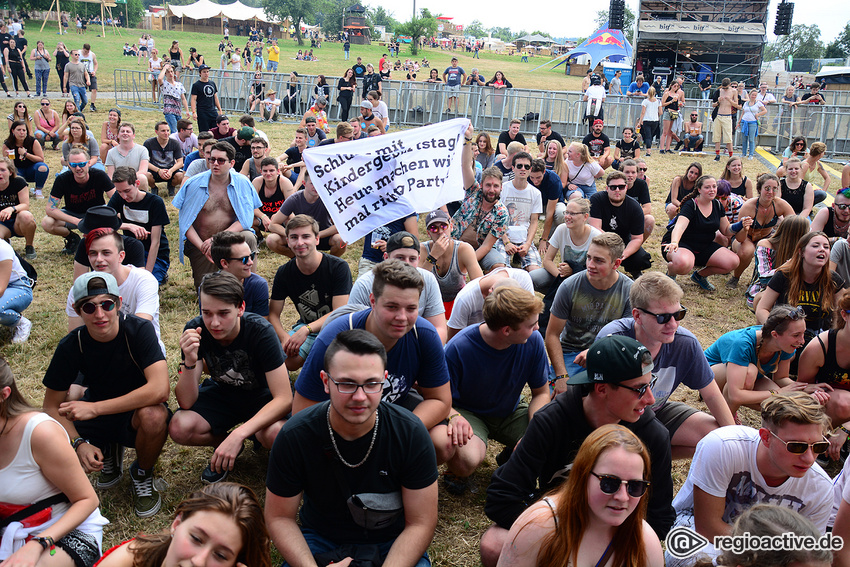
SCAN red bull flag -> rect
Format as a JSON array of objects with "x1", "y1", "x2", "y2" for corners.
[{"x1": 552, "y1": 23, "x2": 633, "y2": 71}]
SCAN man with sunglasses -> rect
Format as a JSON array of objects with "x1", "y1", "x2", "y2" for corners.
[
  {"x1": 480, "y1": 334, "x2": 674, "y2": 567},
  {"x1": 492, "y1": 151, "x2": 544, "y2": 273},
  {"x1": 269, "y1": 214, "x2": 352, "y2": 371},
  {"x1": 811, "y1": 188, "x2": 850, "y2": 244},
  {"x1": 44, "y1": 271, "x2": 169, "y2": 518},
  {"x1": 300, "y1": 98, "x2": 329, "y2": 137},
  {"x1": 173, "y1": 141, "x2": 261, "y2": 289},
  {"x1": 597, "y1": 272, "x2": 735, "y2": 459},
  {"x1": 210, "y1": 231, "x2": 268, "y2": 317},
  {"x1": 171, "y1": 271, "x2": 290, "y2": 484},
  {"x1": 683, "y1": 111, "x2": 704, "y2": 152},
  {"x1": 620, "y1": 159, "x2": 654, "y2": 243},
  {"x1": 665, "y1": 392, "x2": 833, "y2": 567}
]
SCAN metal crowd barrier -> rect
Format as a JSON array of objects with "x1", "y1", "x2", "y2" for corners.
[{"x1": 114, "y1": 68, "x2": 850, "y2": 158}]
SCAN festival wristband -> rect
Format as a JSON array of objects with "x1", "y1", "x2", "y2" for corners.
[
  {"x1": 731, "y1": 221, "x2": 744, "y2": 233},
  {"x1": 548, "y1": 374, "x2": 568, "y2": 385}
]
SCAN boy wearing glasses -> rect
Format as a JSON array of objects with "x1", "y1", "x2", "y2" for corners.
[
  {"x1": 811, "y1": 188, "x2": 850, "y2": 244},
  {"x1": 492, "y1": 151, "x2": 544, "y2": 273},
  {"x1": 44, "y1": 271, "x2": 169, "y2": 518},
  {"x1": 665, "y1": 392, "x2": 833, "y2": 567},
  {"x1": 266, "y1": 329, "x2": 438, "y2": 567},
  {"x1": 170, "y1": 271, "x2": 291, "y2": 484},
  {"x1": 597, "y1": 272, "x2": 735, "y2": 459},
  {"x1": 269, "y1": 214, "x2": 351, "y2": 371},
  {"x1": 480, "y1": 334, "x2": 674, "y2": 567},
  {"x1": 210, "y1": 230, "x2": 268, "y2": 317}
]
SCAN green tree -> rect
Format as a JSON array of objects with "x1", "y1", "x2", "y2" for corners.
[
  {"x1": 262, "y1": 0, "x2": 323, "y2": 45},
  {"x1": 825, "y1": 40, "x2": 846, "y2": 58},
  {"x1": 824, "y1": 21, "x2": 850, "y2": 57},
  {"x1": 766, "y1": 24, "x2": 824, "y2": 60},
  {"x1": 594, "y1": 6, "x2": 636, "y2": 43},
  {"x1": 395, "y1": 8, "x2": 437, "y2": 56},
  {"x1": 465, "y1": 19, "x2": 486, "y2": 38},
  {"x1": 369, "y1": 6, "x2": 398, "y2": 31},
  {"x1": 489, "y1": 26, "x2": 514, "y2": 42},
  {"x1": 319, "y1": 0, "x2": 361, "y2": 37}
]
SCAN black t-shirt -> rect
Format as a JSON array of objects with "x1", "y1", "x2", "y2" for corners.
[
  {"x1": 767, "y1": 270, "x2": 847, "y2": 333},
  {"x1": 266, "y1": 401, "x2": 438, "y2": 544},
  {"x1": 582, "y1": 132, "x2": 610, "y2": 158},
  {"x1": 800, "y1": 93, "x2": 825, "y2": 105},
  {"x1": 589, "y1": 191, "x2": 644, "y2": 242},
  {"x1": 284, "y1": 146, "x2": 302, "y2": 173},
  {"x1": 271, "y1": 254, "x2": 352, "y2": 324},
  {"x1": 0, "y1": 176, "x2": 28, "y2": 209},
  {"x1": 497, "y1": 130, "x2": 526, "y2": 151},
  {"x1": 627, "y1": 178, "x2": 651, "y2": 206},
  {"x1": 700, "y1": 78, "x2": 712, "y2": 91},
  {"x1": 107, "y1": 192, "x2": 171, "y2": 260},
  {"x1": 535, "y1": 130, "x2": 565, "y2": 149},
  {"x1": 616, "y1": 138, "x2": 640, "y2": 160},
  {"x1": 0, "y1": 33, "x2": 10, "y2": 54},
  {"x1": 182, "y1": 312, "x2": 284, "y2": 391},
  {"x1": 74, "y1": 234, "x2": 146, "y2": 268},
  {"x1": 352, "y1": 63, "x2": 366, "y2": 77},
  {"x1": 50, "y1": 168, "x2": 114, "y2": 215},
  {"x1": 219, "y1": 136, "x2": 252, "y2": 170},
  {"x1": 191, "y1": 79, "x2": 218, "y2": 113},
  {"x1": 362, "y1": 73, "x2": 382, "y2": 98},
  {"x1": 43, "y1": 314, "x2": 164, "y2": 400},
  {"x1": 143, "y1": 137, "x2": 182, "y2": 170},
  {"x1": 678, "y1": 199, "x2": 724, "y2": 249}
]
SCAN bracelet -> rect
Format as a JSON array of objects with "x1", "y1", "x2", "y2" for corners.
[
  {"x1": 548, "y1": 374, "x2": 568, "y2": 385},
  {"x1": 305, "y1": 323, "x2": 313, "y2": 334},
  {"x1": 71, "y1": 437, "x2": 88, "y2": 450},
  {"x1": 32, "y1": 536, "x2": 56, "y2": 556},
  {"x1": 426, "y1": 254, "x2": 438, "y2": 266},
  {"x1": 447, "y1": 413, "x2": 460, "y2": 423},
  {"x1": 840, "y1": 425, "x2": 850, "y2": 436},
  {"x1": 180, "y1": 362, "x2": 196, "y2": 370}
]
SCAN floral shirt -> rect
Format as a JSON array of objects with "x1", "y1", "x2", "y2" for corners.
[
  {"x1": 451, "y1": 181, "x2": 509, "y2": 245},
  {"x1": 723, "y1": 194, "x2": 745, "y2": 223},
  {"x1": 160, "y1": 80, "x2": 185, "y2": 116}
]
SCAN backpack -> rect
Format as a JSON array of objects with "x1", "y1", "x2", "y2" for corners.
[{"x1": 15, "y1": 250, "x2": 36, "y2": 290}]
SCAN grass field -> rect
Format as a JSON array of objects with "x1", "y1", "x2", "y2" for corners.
[{"x1": 2, "y1": 21, "x2": 831, "y2": 567}]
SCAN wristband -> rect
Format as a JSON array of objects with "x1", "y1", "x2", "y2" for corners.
[
  {"x1": 180, "y1": 362, "x2": 196, "y2": 370},
  {"x1": 841, "y1": 425, "x2": 850, "y2": 436},
  {"x1": 305, "y1": 323, "x2": 313, "y2": 334},
  {"x1": 730, "y1": 221, "x2": 744, "y2": 233},
  {"x1": 32, "y1": 537, "x2": 56, "y2": 556},
  {"x1": 426, "y1": 254, "x2": 438, "y2": 266},
  {"x1": 71, "y1": 436, "x2": 88, "y2": 450},
  {"x1": 447, "y1": 413, "x2": 460, "y2": 423},
  {"x1": 548, "y1": 374, "x2": 568, "y2": 385}
]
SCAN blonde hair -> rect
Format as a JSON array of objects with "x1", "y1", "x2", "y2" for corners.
[
  {"x1": 483, "y1": 287, "x2": 543, "y2": 331},
  {"x1": 568, "y1": 141, "x2": 593, "y2": 164},
  {"x1": 761, "y1": 391, "x2": 831, "y2": 433},
  {"x1": 630, "y1": 272, "x2": 684, "y2": 310}
]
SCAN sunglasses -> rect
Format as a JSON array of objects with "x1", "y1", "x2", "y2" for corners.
[
  {"x1": 428, "y1": 223, "x2": 448, "y2": 232},
  {"x1": 514, "y1": 163, "x2": 531, "y2": 170},
  {"x1": 81, "y1": 299, "x2": 116, "y2": 314},
  {"x1": 785, "y1": 305, "x2": 806, "y2": 320},
  {"x1": 638, "y1": 167, "x2": 647, "y2": 171},
  {"x1": 227, "y1": 252, "x2": 257, "y2": 265},
  {"x1": 590, "y1": 472, "x2": 650, "y2": 498},
  {"x1": 41, "y1": 102, "x2": 50, "y2": 106},
  {"x1": 638, "y1": 306, "x2": 687, "y2": 324},
  {"x1": 607, "y1": 184, "x2": 628, "y2": 190},
  {"x1": 68, "y1": 162, "x2": 87, "y2": 168},
  {"x1": 835, "y1": 203, "x2": 850, "y2": 211},
  {"x1": 207, "y1": 156, "x2": 229, "y2": 164},
  {"x1": 617, "y1": 375, "x2": 657, "y2": 397},
  {"x1": 769, "y1": 430, "x2": 829, "y2": 454}
]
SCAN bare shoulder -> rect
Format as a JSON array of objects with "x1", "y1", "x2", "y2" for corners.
[
  {"x1": 96, "y1": 540, "x2": 137, "y2": 567},
  {"x1": 641, "y1": 521, "x2": 664, "y2": 566}
]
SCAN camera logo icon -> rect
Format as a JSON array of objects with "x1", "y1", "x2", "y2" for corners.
[{"x1": 665, "y1": 526, "x2": 710, "y2": 558}]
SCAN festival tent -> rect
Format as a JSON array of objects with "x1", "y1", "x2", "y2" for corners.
[
  {"x1": 815, "y1": 66, "x2": 850, "y2": 90},
  {"x1": 166, "y1": 0, "x2": 282, "y2": 33},
  {"x1": 551, "y1": 25, "x2": 632, "y2": 71}
]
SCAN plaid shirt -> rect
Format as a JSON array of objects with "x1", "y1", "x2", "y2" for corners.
[{"x1": 451, "y1": 181, "x2": 509, "y2": 245}]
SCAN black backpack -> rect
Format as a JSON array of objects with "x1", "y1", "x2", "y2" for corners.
[{"x1": 15, "y1": 250, "x2": 36, "y2": 290}]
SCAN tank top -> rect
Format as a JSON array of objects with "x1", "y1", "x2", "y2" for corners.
[
  {"x1": 814, "y1": 329, "x2": 850, "y2": 390},
  {"x1": 259, "y1": 177, "x2": 286, "y2": 216},
  {"x1": 423, "y1": 240, "x2": 466, "y2": 301},
  {"x1": 169, "y1": 48, "x2": 180, "y2": 61},
  {"x1": 36, "y1": 110, "x2": 56, "y2": 131},
  {"x1": 104, "y1": 124, "x2": 119, "y2": 142},
  {"x1": 667, "y1": 93, "x2": 679, "y2": 111},
  {"x1": 729, "y1": 176, "x2": 748, "y2": 198},
  {"x1": 55, "y1": 51, "x2": 69, "y2": 70},
  {"x1": 780, "y1": 178, "x2": 809, "y2": 215},
  {"x1": 7, "y1": 47, "x2": 22, "y2": 66}
]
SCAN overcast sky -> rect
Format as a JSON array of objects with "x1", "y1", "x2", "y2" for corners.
[{"x1": 369, "y1": 0, "x2": 848, "y2": 45}]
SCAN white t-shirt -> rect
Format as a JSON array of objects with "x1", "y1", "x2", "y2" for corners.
[
  {"x1": 447, "y1": 268, "x2": 533, "y2": 331},
  {"x1": 565, "y1": 159, "x2": 602, "y2": 187},
  {"x1": 169, "y1": 132, "x2": 197, "y2": 158},
  {"x1": 9, "y1": 22, "x2": 21, "y2": 36},
  {"x1": 372, "y1": 100, "x2": 390, "y2": 127},
  {"x1": 666, "y1": 425, "x2": 833, "y2": 567},
  {"x1": 66, "y1": 267, "x2": 164, "y2": 354},
  {"x1": 830, "y1": 455, "x2": 850, "y2": 527},
  {"x1": 584, "y1": 84, "x2": 606, "y2": 116},
  {"x1": 548, "y1": 224, "x2": 602, "y2": 267},
  {"x1": 757, "y1": 91, "x2": 776, "y2": 105},
  {"x1": 79, "y1": 50, "x2": 96, "y2": 74},
  {"x1": 500, "y1": 180, "x2": 542, "y2": 243},
  {"x1": 262, "y1": 97, "x2": 280, "y2": 113},
  {"x1": 348, "y1": 267, "x2": 444, "y2": 318},
  {"x1": 641, "y1": 97, "x2": 661, "y2": 121},
  {"x1": 0, "y1": 239, "x2": 28, "y2": 283},
  {"x1": 740, "y1": 101, "x2": 765, "y2": 122}
]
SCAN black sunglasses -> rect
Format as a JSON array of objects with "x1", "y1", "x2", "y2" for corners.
[
  {"x1": 227, "y1": 252, "x2": 257, "y2": 265},
  {"x1": 769, "y1": 430, "x2": 829, "y2": 454},
  {"x1": 590, "y1": 472, "x2": 650, "y2": 497},
  {"x1": 514, "y1": 163, "x2": 531, "y2": 170},
  {"x1": 785, "y1": 305, "x2": 806, "y2": 320},
  {"x1": 81, "y1": 299, "x2": 116, "y2": 314},
  {"x1": 617, "y1": 375, "x2": 657, "y2": 397},
  {"x1": 638, "y1": 306, "x2": 687, "y2": 324}
]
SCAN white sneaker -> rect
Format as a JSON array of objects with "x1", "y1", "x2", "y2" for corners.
[{"x1": 12, "y1": 316, "x2": 31, "y2": 343}]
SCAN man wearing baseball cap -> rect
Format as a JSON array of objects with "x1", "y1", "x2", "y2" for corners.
[
  {"x1": 359, "y1": 99, "x2": 383, "y2": 133},
  {"x1": 582, "y1": 118, "x2": 613, "y2": 170},
  {"x1": 43, "y1": 271, "x2": 169, "y2": 518},
  {"x1": 219, "y1": 126, "x2": 255, "y2": 171},
  {"x1": 301, "y1": 115, "x2": 326, "y2": 147},
  {"x1": 480, "y1": 334, "x2": 674, "y2": 567}
]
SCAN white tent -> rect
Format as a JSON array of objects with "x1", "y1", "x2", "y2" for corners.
[{"x1": 167, "y1": 0, "x2": 280, "y2": 24}]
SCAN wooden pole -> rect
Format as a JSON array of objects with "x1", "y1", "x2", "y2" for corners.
[
  {"x1": 100, "y1": 2, "x2": 105, "y2": 37},
  {"x1": 40, "y1": 0, "x2": 57, "y2": 32}
]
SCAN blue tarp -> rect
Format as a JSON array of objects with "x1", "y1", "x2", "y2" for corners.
[{"x1": 553, "y1": 24, "x2": 632, "y2": 71}]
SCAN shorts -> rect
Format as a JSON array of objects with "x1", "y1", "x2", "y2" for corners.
[
  {"x1": 88, "y1": 75, "x2": 97, "y2": 90},
  {"x1": 57, "y1": 529, "x2": 101, "y2": 567},
  {"x1": 654, "y1": 400, "x2": 699, "y2": 438},
  {"x1": 0, "y1": 215, "x2": 20, "y2": 237},
  {"x1": 714, "y1": 114, "x2": 733, "y2": 144},
  {"x1": 317, "y1": 235, "x2": 336, "y2": 251},
  {"x1": 662, "y1": 109, "x2": 678, "y2": 122},
  {"x1": 74, "y1": 399, "x2": 171, "y2": 449},
  {"x1": 139, "y1": 46, "x2": 148, "y2": 52},
  {"x1": 185, "y1": 378, "x2": 273, "y2": 436},
  {"x1": 288, "y1": 322, "x2": 318, "y2": 360},
  {"x1": 455, "y1": 403, "x2": 530, "y2": 447},
  {"x1": 61, "y1": 208, "x2": 85, "y2": 230},
  {"x1": 479, "y1": 247, "x2": 505, "y2": 272},
  {"x1": 662, "y1": 240, "x2": 722, "y2": 267},
  {"x1": 150, "y1": 169, "x2": 178, "y2": 184},
  {"x1": 493, "y1": 240, "x2": 542, "y2": 269},
  {"x1": 445, "y1": 83, "x2": 460, "y2": 95}
]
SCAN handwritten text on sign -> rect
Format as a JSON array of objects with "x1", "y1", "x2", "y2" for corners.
[{"x1": 302, "y1": 119, "x2": 468, "y2": 243}]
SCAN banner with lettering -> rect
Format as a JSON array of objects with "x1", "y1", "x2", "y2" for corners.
[{"x1": 302, "y1": 118, "x2": 468, "y2": 243}]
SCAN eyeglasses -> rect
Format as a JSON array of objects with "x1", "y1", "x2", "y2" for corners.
[
  {"x1": 428, "y1": 223, "x2": 448, "y2": 232},
  {"x1": 768, "y1": 430, "x2": 829, "y2": 454},
  {"x1": 514, "y1": 163, "x2": 531, "y2": 170},
  {"x1": 590, "y1": 472, "x2": 650, "y2": 497},
  {"x1": 68, "y1": 162, "x2": 88, "y2": 168},
  {"x1": 207, "y1": 157, "x2": 229, "y2": 164},
  {"x1": 565, "y1": 211, "x2": 586, "y2": 217},
  {"x1": 795, "y1": 142, "x2": 805, "y2": 146},
  {"x1": 616, "y1": 375, "x2": 657, "y2": 397},
  {"x1": 638, "y1": 167, "x2": 647, "y2": 171},
  {"x1": 785, "y1": 305, "x2": 806, "y2": 320},
  {"x1": 607, "y1": 184, "x2": 628, "y2": 190},
  {"x1": 327, "y1": 374, "x2": 384, "y2": 394},
  {"x1": 227, "y1": 252, "x2": 256, "y2": 265},
  {"x1": 638, "y1": 306, "x2": 687, "y2": 324},
  {"x1": 81, "y1": 299, "x2": 116, "y2": 314}
]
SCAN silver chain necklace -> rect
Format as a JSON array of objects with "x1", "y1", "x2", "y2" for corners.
[{"x1": 327, "y1": 405, "x2": 379, "y2": 468}]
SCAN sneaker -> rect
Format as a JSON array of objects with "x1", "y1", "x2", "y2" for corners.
[
  {"x1": 666, "y1": 270, "x2": 677, "y2": 281},
  {"x1": 691, "y1": 270, "x2": 716, "y2": 292},
  {"x1": 201, "y1": 463, "x2": 229, "y2": 484},
  {"x1": 442, "y1": 471, "x2": 469, "y2": 496},
  {"x1": 168, "y1": 186, "x2": 175, "y2": 197},
  {"x1": 90, "y1": 104, "x2": 97, "y2": 112},
  {"x1": 97, "y1": 444, "x2": 125, "y2": 488},
  {"x1": 130, "y1": 462, "x2": 162, "y2": 518},
  {"x1": 714, "y1": 154, "x2": 721, "y2": 161},
  {"x1": 35, "y1": 189, "x2": 43, "y2": 199},
  {"x1": 495, "y1": 446, "x2": 513, "y2": 467},
  {"x1": 61, "y1": 231, "x2": 81, "y2": 255},
  {"x1": 726, "y1": 276, "x2": 739, "y2": 289},
  {"x1": 11, "y1": 316, "x2": 31, "y2": 343},
  {"x1": 674, "y1": 140, "x2": 684, "y2": 151},
  {"x1": 24, "y1": 245, "x2": 35, "y2": 260}
]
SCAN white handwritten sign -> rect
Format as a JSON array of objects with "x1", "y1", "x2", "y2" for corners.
[{"x1": 302, "y1": 118, "x2": 468, "y2": 243}]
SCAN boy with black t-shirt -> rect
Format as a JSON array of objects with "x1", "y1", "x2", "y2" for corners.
[
  {"x1": 269, "y1": 214, "x2": 352, "y2": 371},
  {"x1": 108, "y1": 167, "x2": 170, "y2": 284},
  {"x1": 279, "y1": 127, "x2": 307, "y2": 184},
  {"x1": 143, "y1": 121, "x2": 184, "y2": 196},
  {"x1": 620, "y1": 159, "x2": 654, "y2": 242},
  {"x1": 170, "y1": 271, "x2": 291, "y2": 484},
  {"x1": 582, "y1": 119, "x2": 613, "y2": 169},
  {"x1": 190, "y1": 65, "x2": 223, "y2": 133},
  {"x1": 497, "y1": 119, "x2": 526, "y2": 156},
  {"x1": 43, "y1": 271, "x2": 169, "y2": 518}
]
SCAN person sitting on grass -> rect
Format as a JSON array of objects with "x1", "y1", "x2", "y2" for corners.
[
  {"x1": 209, "y1": 230, "x2": 268, "y2": 318},
  {"x1": 0, "y1": 155, "x2": 36, "y2": 259}
]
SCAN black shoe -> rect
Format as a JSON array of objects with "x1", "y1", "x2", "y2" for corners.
[
  {"x1": 62, "y1": 231, "x2": 81, "y2": 255},
  {"x1": 24, "y1": 245, "x2": 36, "y2": 260},
  {"x1": 442, "y1": 471, "x2": 469, "y2": 496},
  {"x1": 674, "y1": 140, "x2": 684, "y2": 151},
  {"x1": 90, "y1": 104, "x2": 97, "y2": 112},
  {"x1": 714, "y1": 154, "x2": 721, "y2": 161},
  {"x1": 201, "y1": 464, "x2": 228, "y2": 484},
  {"x1": 496, "y1": 446, "x2": 513, "y2": 467},
  {"x1": 168, "y1": 186, "x2": 175, "y2": 197}
]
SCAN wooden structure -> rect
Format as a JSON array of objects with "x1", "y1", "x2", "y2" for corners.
[
  {"x1": 40, "y1": 0, "x2": 121, "y2": 36},
  {"x1": 343, "y1": 3, "x2": 370, "y2": 45}
]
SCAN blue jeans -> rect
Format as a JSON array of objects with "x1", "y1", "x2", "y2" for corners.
[
  {"x1": 267, "y1": 60, "x2": 278, "y2": 72},
  {"x1": 146, "y1": 253, "x2": 170, "y2": 285},
  {"x1": 548, "y1": 350, "x2": 586, "y2": 383},
  {"x1": 17, "y1": 161, "x2": 49, "y2": 189},
  {"x1": 70, "y1": 85, "x2": 88, "y2": 110},
  {"x1": 35, "y1": 69, "x2": 50, "y2": 96},
  {"x1": 290, "y1": 528, "x2": 430, "y2": 567},
  {"x1": 568, "y1": 183, "x2": 597, "y2": 199},
  {"x1": 701, "y1": 90, "x2": 710, "y2": 100},
  {"x1": 164, "y1": 112, "x2": 179, "y2": 134},
  {"x1": 344, "y1": 50, "x2": 349, "y2": 60},
  {"x1": 741, "y1": 120, "x2": 758, "y2": 157},
  {"x1": 0, "y1": 281, "x2": 32, "y2": 327}
]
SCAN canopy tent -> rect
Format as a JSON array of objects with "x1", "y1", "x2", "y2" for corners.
[
  {"x1": 166, "y1": 0, "x2": 280, "y2": 24},
  {"x1": 816, "y1": 66, "x2": 850, "y2": 87},
  {"x1": 551, "y1": 25, "x2": 632, "y2": 71},
  {"x1": 516, "y1": 34, "x2": 554, "y2": 43}
]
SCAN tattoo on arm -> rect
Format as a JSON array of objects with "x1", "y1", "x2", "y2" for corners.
[{"x1": 47, "y1": 196, "x2": 60, "y2": 210}]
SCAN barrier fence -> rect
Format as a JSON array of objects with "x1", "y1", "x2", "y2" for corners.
[{"x1": 114, "y1": 68, "x2": 850, "y2": 158}]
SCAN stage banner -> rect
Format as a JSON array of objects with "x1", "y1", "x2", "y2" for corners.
[
  {"x1": 302, "y1": 118, "x2": 468, "y2": 243},
  {"x1": 638, "y1": 21, "x2": 765, "y2": 35}
]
